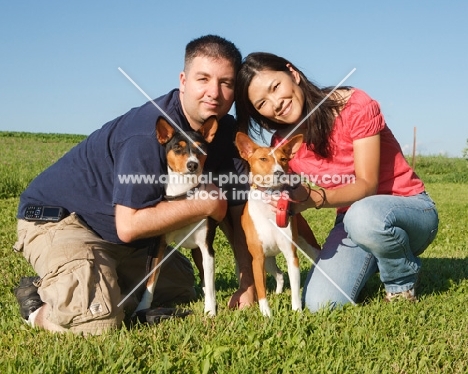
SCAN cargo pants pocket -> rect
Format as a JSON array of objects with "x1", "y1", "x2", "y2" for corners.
[{"x1": 38, "y1": 258, "x2": 115, "y2": 328}]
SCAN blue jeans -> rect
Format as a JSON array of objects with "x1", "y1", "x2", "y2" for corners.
[{"x1": 302, "y1": 192, "x2": 439, "y2": 312}]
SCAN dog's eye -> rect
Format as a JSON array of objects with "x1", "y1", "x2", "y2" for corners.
[
  {"x1": 173, "y1": 145, "x2": 183, "y2": 153},
  {"x1": 280, "y1": 157, "x2": 288, "y2": 163},
  {"x1": 259, "y1": 157, "x2": 268, "y2": 162}
]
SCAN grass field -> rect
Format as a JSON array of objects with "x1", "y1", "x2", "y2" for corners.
[{"x1": 1, "y1": 132, "x2": 467, "y2": 373}]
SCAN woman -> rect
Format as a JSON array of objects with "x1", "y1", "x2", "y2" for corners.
[{"x1": 235, "y1": 52, "x2": 439, "y2": 312}]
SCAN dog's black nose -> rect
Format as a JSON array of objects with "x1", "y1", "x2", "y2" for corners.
[
  {"x1": 187, "y1": 161, "x2": 199, "y2": 173},
  {"x1": 274, "y1": 170, "x2": 284, "y2": 177}
]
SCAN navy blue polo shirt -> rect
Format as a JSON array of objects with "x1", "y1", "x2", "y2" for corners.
[{"x1": 18, "y1": 89, "x2": 247, "y2": 244}]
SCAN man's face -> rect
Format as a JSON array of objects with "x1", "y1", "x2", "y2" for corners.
[{"x1": 179, "y1": 56, "x2": 235, "y2": 130}]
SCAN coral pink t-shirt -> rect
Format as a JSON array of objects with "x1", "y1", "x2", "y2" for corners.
[{"x1": 272, "y1": 88, "x2": 424, "y2": 213}]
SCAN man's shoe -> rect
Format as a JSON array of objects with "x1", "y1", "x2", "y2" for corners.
[
  {"x1": 13, "y1": 276, "x2": 44, "y2": 319},
  {"x1": 384, "y1": 287, "x2": 418, "y2": 303},
  {"x1": 134, "y1": 307, "x2": 192, "y2": 325}
]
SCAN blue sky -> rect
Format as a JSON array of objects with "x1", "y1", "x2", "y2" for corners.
[{"x1": 1, "y1": 1, "x2": 467, "y2": 156}]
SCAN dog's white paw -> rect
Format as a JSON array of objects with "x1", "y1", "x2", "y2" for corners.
[
  {"x1": 205, "y1": 309, "x2": 216, "y2": 317},
  {"x1": 292, "y1": 303, "x2": 302, "y2": 312},
  {"x1": 291, "y1": 292, "x2": 303, "y2": 312},
  {"x1": 275, "y1": 273, "x2": 284, "y2": 294},
  {"x1": 204, "y1": 302, "x2": 217, "y2": 317},
  {"x1": 258, "y1": 298, "x2": 271, "y2": 317}
]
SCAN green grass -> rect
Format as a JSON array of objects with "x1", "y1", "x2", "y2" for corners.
[
  {"x1": 1, "y1": 131, "x2": 467, "y2": 373},
  {"x1": 410, "y1": 155, "x2": 468, "y2": 184},
  {"x1": 0, "y1": 132, "x2": 86, "y2": 199}
]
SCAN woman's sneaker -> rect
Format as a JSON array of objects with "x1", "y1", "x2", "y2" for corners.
[
  {"x1": 13, "y1": 276, "x2": 44, "y2": 319},
  {"x1": 384, "y1": 287, "x2": 418, "y2": 302}
]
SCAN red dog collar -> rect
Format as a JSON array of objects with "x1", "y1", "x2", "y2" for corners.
[
  {"x1": 251, "y1": 183, "x2": 290, "y2": 226},
  {"x1": 276, "y1": 193, "x2": 291, "y2": 228},
  {"x1": 275, "y1": 181, "x2": 303, "y2": 227}
]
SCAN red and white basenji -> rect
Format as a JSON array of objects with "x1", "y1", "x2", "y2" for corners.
[
  {"x1": 135, "y1": 116, "x2": 218, "y2": 317},
  {"x1": 235, "y1": 132, "x2": 320, "y2": 317}
]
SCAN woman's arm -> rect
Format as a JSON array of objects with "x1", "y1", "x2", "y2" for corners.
[{"x1": 291, "y1": 133, "x2": 381, "y2": 212}]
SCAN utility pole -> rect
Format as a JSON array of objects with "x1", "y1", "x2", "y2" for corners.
[{"x1": 412, "y1": 127, "x2": 417, "y2": 170}]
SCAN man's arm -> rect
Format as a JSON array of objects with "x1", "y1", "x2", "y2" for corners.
[{"x1": 115, "y1": 184, "x2": 227, "y2": 243}]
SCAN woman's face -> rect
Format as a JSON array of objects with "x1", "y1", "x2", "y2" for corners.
[{"x1": 247, "y1": 67, "x2": 304, "y2": 126}]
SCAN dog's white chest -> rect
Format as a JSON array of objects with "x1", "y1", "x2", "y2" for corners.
[
  {"x1": 165, "y1": 222, "x2": 207, "y2": 249},
  {"x1": 247, "y1": 196, "x2": 292, "y2": 256}
]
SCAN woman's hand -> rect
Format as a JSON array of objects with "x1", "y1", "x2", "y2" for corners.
[{"x1": 264, "y1": 185, "x2": 317, "y2": 215}]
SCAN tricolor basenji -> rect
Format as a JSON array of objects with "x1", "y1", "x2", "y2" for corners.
[
  {"x1": 235, "y1": 132, "x2": 320, "y2": 317},
  {"x1": 135, "y1": 116, "x2": 218, "y2": 317}
]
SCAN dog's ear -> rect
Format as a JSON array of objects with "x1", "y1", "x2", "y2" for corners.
[
  {"x1": 155, "y1": 117, "x2": 176, "y2": 145},
  {"x1": 198, "y1": 116, "x2": 218, "y2": 143},
  {"x1": 279, "y1": 134, "x2": 303, "y2": 158},
  {"x1": 235, "y1": 132, "x2": 259, "y2": 160}
]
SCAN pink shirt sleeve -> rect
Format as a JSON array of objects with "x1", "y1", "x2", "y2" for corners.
[{"x1": 346, "y1": 90, "x2": 385, "y2": 140}]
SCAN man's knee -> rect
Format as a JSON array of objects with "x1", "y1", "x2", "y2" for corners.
[{"x1": 37, "y1": 257, "x2": 124, "y2": 334}]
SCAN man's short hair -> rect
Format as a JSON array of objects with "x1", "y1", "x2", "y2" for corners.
[{"x1": 184, "y1": 34, "x2": 242, "y2": 73}]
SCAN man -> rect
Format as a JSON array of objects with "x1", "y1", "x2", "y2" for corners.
[{"x1": 13, "y1": 35, "x2": 255, "y2": 334}]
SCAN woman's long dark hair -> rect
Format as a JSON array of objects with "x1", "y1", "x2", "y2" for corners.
[{"x1": 235, "y1": 52, "x2": 348, "y2": 159}]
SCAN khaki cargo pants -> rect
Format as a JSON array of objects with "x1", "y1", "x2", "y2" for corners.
[{"x1": 14, "y1": 213, "x2": 196, "y2": 335}]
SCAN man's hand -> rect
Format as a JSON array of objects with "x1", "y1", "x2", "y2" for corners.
[{"x1": 228, "y1": 285, "x2": 256, "y2": 309}]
